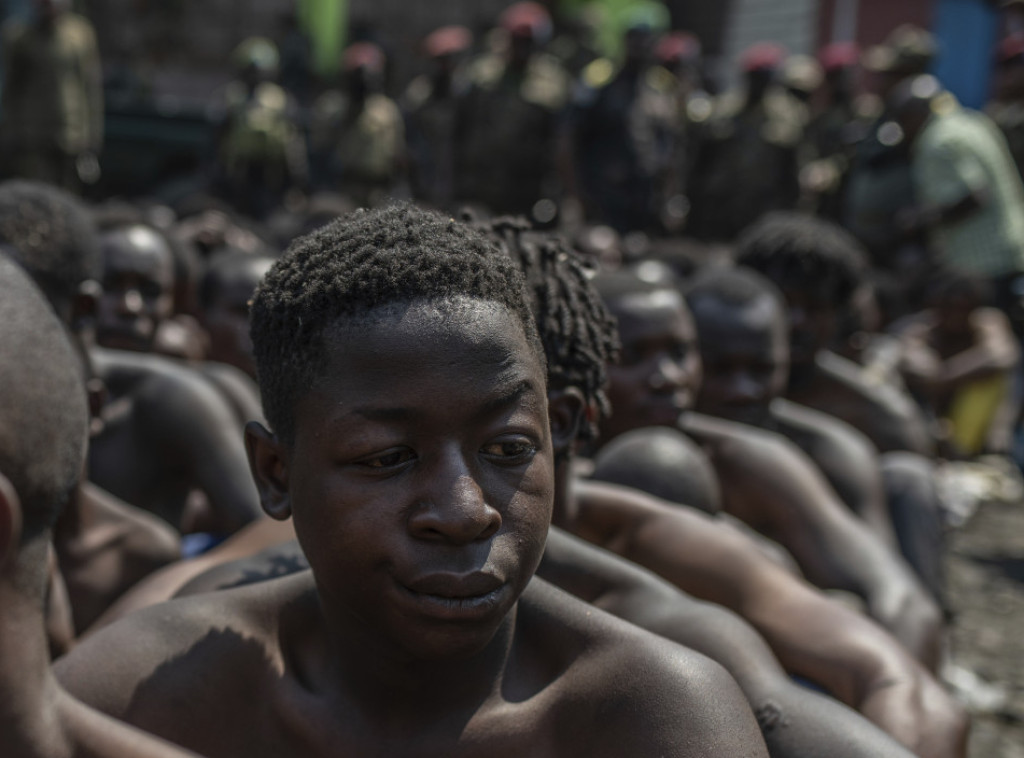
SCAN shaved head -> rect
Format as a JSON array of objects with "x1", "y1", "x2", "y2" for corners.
[{"x1": 0, "y1": 254, "x2": 87, "y2": 546}]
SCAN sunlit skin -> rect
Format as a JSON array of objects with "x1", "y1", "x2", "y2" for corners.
[
  {"x1": 277, "y1": 299, "x2": 554, "y2": 662},
  {"x1": 95, "y1": 226, "x2": 175, "y2": 354},
  {"x1": 61, "y1": 296, "x2": 764, "y2": 757}
]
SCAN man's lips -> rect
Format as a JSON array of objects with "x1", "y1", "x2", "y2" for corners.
[{"x1": 398, "y1": 572, "x2": 508, "y2": 620}]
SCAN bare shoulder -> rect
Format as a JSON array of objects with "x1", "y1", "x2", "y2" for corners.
[
  {"x1": 518, "y1": 579, "x2": 768, "y2": 757},
  {"x1": 56, "y1": 572, "x2": 314, "y2": 729}
]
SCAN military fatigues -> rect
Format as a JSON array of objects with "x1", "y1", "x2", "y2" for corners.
[
  {"x1": 454, "y1": 52, "x2": 569, "y2": 216},
  {"x1": 217, "y1": 80, "x2": 307, "y2": 218},
  {"x1": 310, "y1": 90, "x2": 405, "y2": 208},
  {"x1": 686, "y1": 87, "x2": 804, "y2": 242},
  {"x1": 571, "y1": 59, "x2": 680, "y2": 233},
  {"x1": 0, "y1": 13, "x2": 103, "y2": 190},
  {"x1": 402, "y1": 73, "x2": 467, "y2": 209}
]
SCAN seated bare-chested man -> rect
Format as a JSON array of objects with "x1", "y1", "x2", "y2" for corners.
[
  {"x1": 683, "y1": 264, "x2": 947, "y2": 601},
  {"x1": 0, "y1": 181, "x2": 195, "y2": 628},
  {"x1": 590, "y1": 268, "x2": 944, "y2": 667},
  {"x1": 734, "y1": 211, "x2": 936, "y2": 456},
  {"x1": 165, "y1": 217, "x2": 964, "y2": 756},
  {"x1": 56, "y1": 205, "x2": 767, "y2": 757},
  {"x1": 0, "y1": 255, "x2": 197, "y2": 758},
  {"x1": 896, "y1": 269, "x2": 1021, "y2": 457}
]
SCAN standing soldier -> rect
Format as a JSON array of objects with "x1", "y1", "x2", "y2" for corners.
[
  {"x1": 454, "y1": 2, "x2": 570, "y2": 217},
  {"x1": 0, "y1": 0, "x2": 103, "y2": 191},
  {"x1": 687, "y1": 43, "x2": 804, "y2": 242},
  {"x1": 310, "y1": 42, "x2": 405, "y2": 208},
  {"x1": 402, "y1": 25, "x2": 473, "y2": 209},
  {"x1": 569, "y1": 6, "x2": 680, "y2": 233},
  {"x1": 844, "y1": 25, "x2": 936, "y2": 270},
  {"x1": 801, "y1": 42, "x2": 875, "y2": 222},
  {"x1": 216, "y1": 37, "x2": 308, "y2": 219}
]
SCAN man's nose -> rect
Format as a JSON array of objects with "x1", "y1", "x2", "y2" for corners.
[{"x1": 408, "y1": 453, "x2": 502, "y2": 545}]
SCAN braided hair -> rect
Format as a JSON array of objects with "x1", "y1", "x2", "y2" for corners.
[{"x1": 472, "y1": 215, "x2": 620, "y2": 440}]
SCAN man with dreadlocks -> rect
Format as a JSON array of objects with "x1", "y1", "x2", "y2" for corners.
[{"x1": 57, "y1": 204, "x2": 767, "y2": 758}]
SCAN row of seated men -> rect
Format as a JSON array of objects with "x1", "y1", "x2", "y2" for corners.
[{"x1": 3, "y1": 178, "x2": 1004, "y2": 756}]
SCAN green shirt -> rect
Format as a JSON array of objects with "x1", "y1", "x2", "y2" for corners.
[{"x1": 914, "y1": 105, "x2": 1024, "y2": 277}]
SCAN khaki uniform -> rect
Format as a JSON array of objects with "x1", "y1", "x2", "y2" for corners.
[
  {"x1": 218, "y1": 80, "x2": 307, "y2": 217},
  {"x1": 687, "y1": 87, "x2": 803, "y2": 242},
  {"x1": 454, "y1": 52, "x2": 569, "y2": 215},
  {"x1": 572, "y1": 59, "x2": 681, "y2": 232},
  {"x1": 311, "y1": 90, "x2": 405, "y2": 207},
  {"x1": 0, "y1": 13, "x2": 103, "y2": 189}
]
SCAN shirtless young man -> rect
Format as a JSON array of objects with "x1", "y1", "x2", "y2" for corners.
[
  {"x1": 0, "y1": 181, "x2": 262, "y2": 537},
  {"x1": 0, "y1": 255, "x2": 196, "y2": 758},
  {"x1": 734, "y1": 211, "x2": 936, "y2": 456},
  {"x1": 590, "y1": 269, "x2": 945, "y2": 667},
  {"x1": 683, "y1": 265, "x2": 947, "y2": 601},
  {"x1": 171, "y1": 217, "x2": 963, "y2": 756},
  {"x1": 57, "y1": 205, "x2": 767, "y2": 757}
]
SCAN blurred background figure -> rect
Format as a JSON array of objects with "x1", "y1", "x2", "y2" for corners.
[
  {"x1": 215, "y1": 37, "x2": 308, "y2": 222},
  {"x1": 0, "y1": 0, "x2": 103, "y2": 191},
  {"x1": 454, "y1": 1, "x2": 569, "y2": 218},
  {"x1": 686, "y1": 42, "x2": 803, "y2": 243},
  {"x1": 310, "y1": 40, "x2": 405, "y2": 207},
  {"x1": 402, "y1": 25, "x2": 473, "y2": 209}
]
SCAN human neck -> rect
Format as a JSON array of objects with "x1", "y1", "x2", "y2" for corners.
[
  {"x1": 0, "y1": 575, "x2": 65, "y2": 756},
  {"x1": 310, "y1": 597, "x2": 518, "y2": 723}
]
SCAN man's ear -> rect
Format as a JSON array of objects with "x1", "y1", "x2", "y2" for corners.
[
  {"x1": 547, "y1": 387, "x2": 586, "y2": 456},
  {"x1": 244, "y1": 421, "x2": 292, "y2": 520},
  {"x1": 0, "y1": 472, "x2": 23, "y2": 571}
]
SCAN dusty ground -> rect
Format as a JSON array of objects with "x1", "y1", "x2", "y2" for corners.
[{"x1": 945, "y1": 482, "x2": 1024, "y2": 756}]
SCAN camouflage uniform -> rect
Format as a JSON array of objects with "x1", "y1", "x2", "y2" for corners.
[
  {"x1": 218, "y1": 79, "x2": 307, "y2": 218},
  {"x1": 0, "y1": 12, "x2": 103, "y2": 190},
  {"x1": 571, "y1": 58, "x2": 680, "y2": 232},
  {"x1": 687, "y1": 85, "x2": 804, "y2": 242},
  {"x1": 402, "y1": 73, "x2": 466, "y2": 208},
  {"x1": 311, "y1": 89, "x2": 405, "y2": 208},
  {"x1": 454, "y1": 51, "x2": 569, "y2": 215}
]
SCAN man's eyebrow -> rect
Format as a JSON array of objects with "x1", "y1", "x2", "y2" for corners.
[{"x1": 475, "y1": 378, "x2": 539, "y2": 418}]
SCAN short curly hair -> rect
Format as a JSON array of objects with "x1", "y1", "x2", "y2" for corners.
[
  {"x1": 249, "y1": 204, "x2": 543, "y2": 443},
  {"x1": 0, "y1": 180, "x2": 100, "y2": 306},
  {"x1": 735, "y1": 212, "x2": 867, "y2": 306},
  {"x1": 471, "y1": 216, "x2": 620, "y2": 440}
]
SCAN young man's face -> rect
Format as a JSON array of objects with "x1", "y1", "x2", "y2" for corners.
[
  {"x1": 690, "y1": 294, "x2": 789, "y2": 427},
  {"x1": 779, "y1": 284, "x2": 839, "y2": 370},
  {"x1": 95, "y1": 226, "x2": 175, "y2": 353},
  {"x1": 201, "y1": 259, "x2": 273, "y2": 378},
  {"x1": 602, "y1": 289, "x2": 701, "y2": 443},
  {"x1": 283, "y1": 298, "x2": 553, "y2": 661}
]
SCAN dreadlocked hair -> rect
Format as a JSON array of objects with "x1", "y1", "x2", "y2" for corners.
[
  {"x1": 250, "y1": 203, "x2": 542, "y2": 444},
  {"x1": 735, "y1": 211, "x2": 867, "y2": 306},
  {"x1": 470, "y1": 215, "x2": 620, "y2": 441}
]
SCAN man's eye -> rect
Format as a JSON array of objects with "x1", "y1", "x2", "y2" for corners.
[
  {"x1": 482, "y1": 438, "x2": 538, "y2": 463},
  {"x1": 358, "y1": 449, "x2": 415, "y2": 469}
]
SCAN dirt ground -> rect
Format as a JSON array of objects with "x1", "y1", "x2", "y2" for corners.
[{"x1": 945, "y1": 478, "x2": 1024, "y2": 756}]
